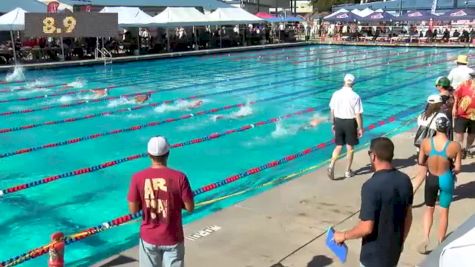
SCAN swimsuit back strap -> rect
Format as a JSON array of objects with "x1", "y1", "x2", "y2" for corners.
[
  {"x1": 429, "y1": 138, "x2": 450, "y2": 159},
  {"x1": 441, "y1": 140, "x2": 451, "y2": 155}
]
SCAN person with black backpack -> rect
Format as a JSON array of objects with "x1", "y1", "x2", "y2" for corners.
[
  {"x1": 435, "y1": 77, "x2": 455, "y2": 140},
  {"x1": 415, "y1": 95, "x2": 446, "y2": 151}
]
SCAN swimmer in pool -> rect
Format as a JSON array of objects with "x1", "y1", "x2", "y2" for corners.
[
  {"x1": 188, "y1": 100, "x2": 203, "y2": 109},
  {"x1": 91, "y1": 88, "x2": 108, "y2": 98},
  {"x1": 412, "y1": 114, "x2": 462, "y2": 254},
  {"x1": 299, "y1": 117, "x2": 326, "y2": 130},
  {"x1": 134, "y1": 94, "x2": 150, "y2": 104},
  {"x1": 212, "y1": 111, "x2": 250, "y2": 121}
]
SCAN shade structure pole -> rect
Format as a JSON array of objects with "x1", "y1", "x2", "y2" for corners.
[
  {"x1": 193, "y1": 26, "x2": 198, "y2": 50},
  {"x1": 10, "y1": 31, "x2": 17, "y2": 64},
  {"x1": 60, "y1": 37, "x2": 65, "y2": 61},
  {"x1": 166, "y1": 28, "x2": 170, "y2": 52},
  {"x1": 241, "y1": 24, "x2": 245, "y2": 46},
  {"x1": 220, "y1": 25, "x2": 223, "y2": 48},
  {"x1": 137, "y1": 30, "x2": 140, "y2": 55},
  {"x1": 95, "y1": 37, "x2": 99, "y2": 59}
]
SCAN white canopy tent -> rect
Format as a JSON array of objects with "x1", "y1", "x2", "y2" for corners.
[
  {"x1": 150, "y1": 7, "x2": 209, "y2": 27},
  {"x1": 0, "y1": 7, "x2": 26, "y2": 31},
  {"x1": 99, "y1": 6, "x2": 153, "y2": 27},
  {"x1": 0, "y1": 7, "x2": 28, "y2": 63},
  {"x1": 207, "y1": 7, "x2": 263, "y2": 25}
]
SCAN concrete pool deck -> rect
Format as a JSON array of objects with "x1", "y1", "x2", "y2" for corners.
[{"x1": 93, "y1": 129, "x2": 475, "y2": 267}]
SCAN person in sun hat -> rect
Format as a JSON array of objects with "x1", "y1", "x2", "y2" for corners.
[
  {"x1": 412, "y1": 114, "x2": 462, "y2": 254},
  {"x1": 128, "y1": 136, "x2": 194, "y2": 267},
  {"x1": 448, "y1": 55, "x2": 473, "y2": 90},
  {"x1": 452, "y1": 71, "x2": 475, "y2": 159},
  {"x1": 327, "y1": 73, "x2": 364, "y2": 180}
]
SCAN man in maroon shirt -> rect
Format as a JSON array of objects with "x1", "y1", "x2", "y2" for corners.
[{"x1": 128, "y1": 136, "x2": 194, "y2": 267}]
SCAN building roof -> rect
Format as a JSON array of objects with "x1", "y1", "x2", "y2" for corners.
[
  {"x1": 0, "y1": 0, "x2": 46, "y2": 13},
  {"x1": 60, "y1": 0, "x2": 231, "y2": 9},
  {"x1": 333, "y1": 0, "x2": 475, "y2": 12}
]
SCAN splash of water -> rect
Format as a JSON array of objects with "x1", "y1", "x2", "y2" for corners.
[
  {"x1": 5, "y1": 66, "x2": 25, "y2": 82},
  {"x1": 211, "y1": 105, "x2": 253, "y2": 121},
  {"x1": 58, "y1": 95, "x2": 75, "y2": 103},
  {"x1": 231, "y1": 105, "x2": 253, "y2": 117},
  {"x1": 271, "y1": 122, "x2": 297, "y2": 138},
  {"x1": 25, "y1": 80, "x2": 49, "y2": 89},
  {"x1": 154, "y1": 99, "x2": 203, "y2": 114},
  {"x1": 67, "y1": 79, "x2": 86, "y2": 88},
  {"x1": 107, "y1": 97, "x2": 135, "y2": 108}
]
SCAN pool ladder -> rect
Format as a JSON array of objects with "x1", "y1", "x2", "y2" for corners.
[{"x1": 95, "y1": 48, "x2": 113, "y2": 65}]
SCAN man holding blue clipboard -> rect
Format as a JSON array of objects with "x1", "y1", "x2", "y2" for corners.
[{"x1": 331, "y1": 137, "x2": 413, "y2": 267}]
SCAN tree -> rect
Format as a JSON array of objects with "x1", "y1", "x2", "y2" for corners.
[{"x1": 311, "y1": 0, "x2": 358, "y2": 12}]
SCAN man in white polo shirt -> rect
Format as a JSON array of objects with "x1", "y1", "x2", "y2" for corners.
[
  {"x1": 328, "y1": 74, "x2": 364, "y2": 180},
  {"x1": 448, "y1": 55, "x2": 473, "y2": 90}
]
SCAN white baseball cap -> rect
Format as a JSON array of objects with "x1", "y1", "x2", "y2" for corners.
[
  {"x1": 147, "y1": 136, "x2": 170, "y2": 156},
  {"x1": 427, "y1": 94, "x2": 442, "y2": 104},
  {"x1": 344, "y1": 74, "x2": 355, "y2": 84}
]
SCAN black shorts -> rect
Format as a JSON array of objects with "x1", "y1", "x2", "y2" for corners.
[
  {"x1": 454, "y1": 117, "x2": 475, "y2": 134},
  {"x1": 334, "y1": 118, "x2": 358, "y2": 146}
]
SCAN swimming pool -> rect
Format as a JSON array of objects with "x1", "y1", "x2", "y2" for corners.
[{"x1": 0, "y1": 45, "x2": 468, "y2": 266}]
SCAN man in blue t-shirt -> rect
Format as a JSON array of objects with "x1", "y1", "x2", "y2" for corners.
[{"x1": 334, "y1": 137, "x2": 413, "y2": 267}]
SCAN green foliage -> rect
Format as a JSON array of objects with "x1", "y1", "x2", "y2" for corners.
[{"x1": 311, "y1": 0, "x2": 358, "y2": 12}]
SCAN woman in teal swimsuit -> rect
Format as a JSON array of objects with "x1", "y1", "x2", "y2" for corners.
[{"x1": 413, "y1": 114, "x2": 462, "y2": 254}]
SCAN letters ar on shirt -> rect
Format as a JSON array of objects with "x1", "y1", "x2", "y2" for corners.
[{"x1": 144, "y1": 177, "x2": 169, "y2": 221}]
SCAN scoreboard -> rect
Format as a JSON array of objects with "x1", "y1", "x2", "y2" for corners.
[{"x1": 24, "y1": 13, "x2": 118, "y2": 38}]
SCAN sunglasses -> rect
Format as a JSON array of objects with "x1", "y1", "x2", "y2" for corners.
[{"x1": 367, "y1": 150, "x2": 373, "y2": 156}]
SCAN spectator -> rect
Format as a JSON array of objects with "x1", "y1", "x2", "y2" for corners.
[
  {"x1": 452, "y1": 72, "x2": 475, "y2": 159},
  {"x1": 442, "y1": 28, "x2": 450, "y2": 42},
  {"x1": 448, "y1": 55, "x2": 473, "y2": 90},
  {"x1": 333, "y1": 137, "x2": 413, "y2": 267},
  {"x1": 436, "y1": 77, "x2": 455, "y2": 139},
  {"x1": 128, "y1": 136, "x2": 194, "y2": 267},
  {"x1": 413, "y1": 115, "x2": 461, "y2": 254},
  {"x1": 453, "y1": 29, "x2": 460, "y2": 38},
  {"x1": 461, "y1": 29, "x2": 470, "y2": 42},
  {"x1": 327, "y1": 74, "x2": 364, "y2": 179},
  {"x1": 416, "y1": 95, "x2": 445, "y2": 149}
]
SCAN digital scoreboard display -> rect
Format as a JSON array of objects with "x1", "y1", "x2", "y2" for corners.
[{"x1": 24, "y1": 13, "x2": 118, "y2": 38}]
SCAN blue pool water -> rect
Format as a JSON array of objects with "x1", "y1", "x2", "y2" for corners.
[{"x1": 0, "y1": 45, "x2": 468, "y2": 266}]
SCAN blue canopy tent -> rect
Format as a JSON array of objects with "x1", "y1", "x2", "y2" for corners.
[
  {"x1": 358, "y1": 11, "x2": 396, "y2": 23},
  {"x1": 392, "y1": 10, "x2": 440, "y2": 22},
  {"x1": 324, "y1": 11, "x2": 362, "y2": 23},
  {"x1": 436, "y1": 9, "x2": 475, "y2": 21},
  {"x1": 0, "y1": 0, "x2": 46, "y2": 13}
]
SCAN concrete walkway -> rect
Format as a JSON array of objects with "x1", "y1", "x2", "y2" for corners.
[{"x1": 94, "y1": 130, "x2": 475, "y2": 267}]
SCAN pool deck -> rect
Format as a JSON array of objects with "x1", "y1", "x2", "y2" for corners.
[
  {"x1": 93, "y1": 129, "x2": 475, "y2": 267},
  {"x1": 310, "y1": 39, "x2": 475, "y2": 49},
  {"x1": 2, "y1": 41, "x2": 473, "y2": 73},
  {"x1": 0, "y1": 42, "x2": 308, "y2": 72}
]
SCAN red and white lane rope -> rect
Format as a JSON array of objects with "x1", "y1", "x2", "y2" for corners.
[{"x1": 0, "y1": 111, "x2": 413, "y2": 267}]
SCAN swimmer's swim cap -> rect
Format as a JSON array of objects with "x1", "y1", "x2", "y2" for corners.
[{"x1": 435, "y1": 114, "x2": 450, "y2": 132}]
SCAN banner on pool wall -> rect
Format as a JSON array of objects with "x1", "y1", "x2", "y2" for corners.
[{"x1": 24, "y1": 13, "x2": 118, "y2": 38}]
